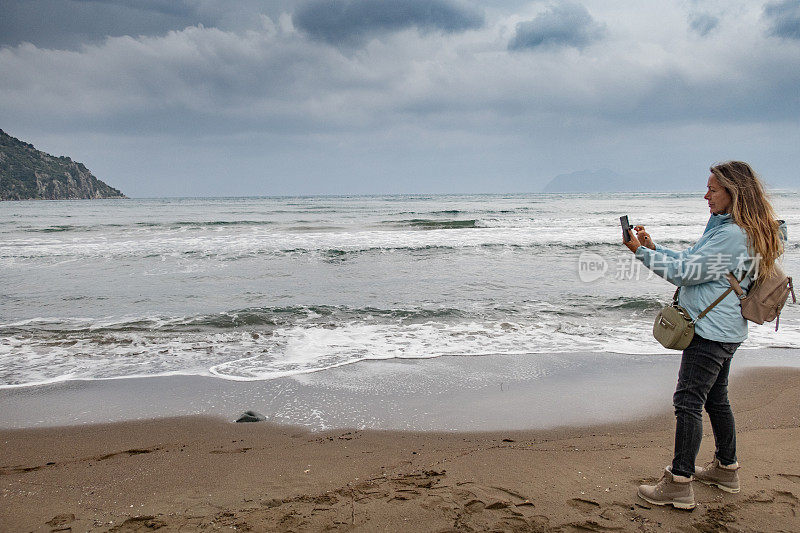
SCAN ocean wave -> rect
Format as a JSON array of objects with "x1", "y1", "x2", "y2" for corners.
[
  {"x1": 11, "y1": 220, "x2": 279, "y2": 234},
  {"x1": 385, "y1": 219, "x2": 479, "y2": 229},
  {"x1": 137, "y1": 220, "x2": 277, "y2": 229},
  {"x1": 36, "y1": 225, "x2": 83, "y2": 233},
  {"x1": 601, "y1": 296, "x2": 666, "y2": 312},
  {"x1": 0, "y1": 318, "x2": 639, "y2": 386},
  {"x1": 0, "y1": 306, "x2": 470, "y2": 335},
  {"x1": 22, "y1": 223, "x2": 123, "y2": 233},
  {"x1": 286, "y1": 225, "x2": 347, "y2": 232},
  {"x1": 3, "y1": 302, "x2": 799, "y2": 387},
  {"x1": 2, "y1": 213, "x2": 707, "y2": 261},
  {"x1": 0, "y1": 237, "x2": 702, "y2": 261}
]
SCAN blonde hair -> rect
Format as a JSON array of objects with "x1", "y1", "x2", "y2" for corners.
[{"x1": 710, "y1": 161, "x2": 783, "y2": 279}]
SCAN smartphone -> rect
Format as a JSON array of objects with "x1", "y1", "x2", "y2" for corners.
[{"x1": 620, "y1": 215, "x2": 632, "y2": 242}]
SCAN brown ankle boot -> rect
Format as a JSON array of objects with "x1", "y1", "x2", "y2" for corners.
[
  {"x1": 695, "y1": 456, "x2": 740, "y2": 493},
  {"x1": 637, "y1": 466, "x2": 696, "y2": 510}
]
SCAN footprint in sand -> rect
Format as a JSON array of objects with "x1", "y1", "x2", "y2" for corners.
[
  {"x1": 108, "y1": 515, "x2": 168, "y2": 532},
  {"x1": 96, "y1": 448, "x2": 158, "y2": 461},
  {"x1": 46, "y1": 513, "x2": 75, "y2": 531},
  {"x1": 568, "y1": 497, "x2": 601, "y2": 514},
  {"x1": 209, "y1": 447, "x2": 251, "y2": 454}
]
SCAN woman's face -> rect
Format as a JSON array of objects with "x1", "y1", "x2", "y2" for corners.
[{"x1": 704, "y1": 175, "x2": 732, "y2": 215}]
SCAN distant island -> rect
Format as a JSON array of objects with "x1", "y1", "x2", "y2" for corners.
[
  {"x1": 0, "y1": 129, "x2": 126, "y2": 200},
  {"x1": 540, "y1": 167, "x2": 721, "y2": 192},
  {"x1": 542, "y1": 168, "x2": 631, "y2": 193}
]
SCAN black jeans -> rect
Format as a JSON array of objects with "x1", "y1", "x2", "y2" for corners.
[{"x1": 672, "y1": 334, "x2": 740, "y2": 478}]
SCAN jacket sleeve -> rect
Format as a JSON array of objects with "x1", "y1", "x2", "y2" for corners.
[
  {"x1": 654, "y1": 243, "x2": 690, "y2": 259},
  {"x1": 635, "y1": 229, "x2": 745, "y2": 287}
]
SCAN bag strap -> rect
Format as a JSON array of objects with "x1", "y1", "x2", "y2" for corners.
[
  {"x1": 675, "y1": 272, "x2": 747, "y2": 323},
  {"x1": 671, "y1": 286, "x2": 680, "y2": 304},
  {"x1": 695, "y1": 285, "x2": 736, "y2": 321}
]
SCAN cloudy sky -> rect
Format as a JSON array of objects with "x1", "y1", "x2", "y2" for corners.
[{"x1": 1, "y1": 0, "x2": 799, "y2": 197}]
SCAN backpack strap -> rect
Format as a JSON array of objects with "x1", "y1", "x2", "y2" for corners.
[
  {"x1": 776, "y1": 277, "x2": 796, "y2": 332},
  {"x1": 725, "y1": 272, "x2": 746, "y2": 299}
]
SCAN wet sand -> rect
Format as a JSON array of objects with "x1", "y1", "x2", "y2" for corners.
[
  {"x1": 2, "y1": 366, "x2": 800, "y2": 531},
  {"x1": 4, "y1": 348, "x2": 799, "y2": 432}
]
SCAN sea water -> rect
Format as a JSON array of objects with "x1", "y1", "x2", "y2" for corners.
[{"x1": 2, "y1": 192, "x2": 799, "y2": 388}]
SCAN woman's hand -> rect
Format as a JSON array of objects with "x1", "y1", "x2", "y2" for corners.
[
  {"x1": 634, "y1": 225, "x2": 655, "y2": 250},
  {"x1": 624, "y1": 229, "x2": 641, "y2": 252}
]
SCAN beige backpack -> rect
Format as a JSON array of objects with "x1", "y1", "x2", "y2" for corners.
[{"x1": 726, "y1": 264, "x2": 796, "y2": 330}]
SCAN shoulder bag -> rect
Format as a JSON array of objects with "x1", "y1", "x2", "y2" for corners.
[{"x1": 653, "y1": 278, "x2": 742, "y2": 350}]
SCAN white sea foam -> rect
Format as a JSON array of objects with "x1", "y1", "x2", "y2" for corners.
[
  {"x1": 2, "y1": 310, "x2": 798, "y2": 388},
  {"x1": 0, "y1": 221, "x2": 703, "y2": 260}
]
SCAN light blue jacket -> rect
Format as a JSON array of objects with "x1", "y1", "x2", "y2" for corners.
[{"x1": 634, "y1": 214, "x2": 754, "y2": 343}]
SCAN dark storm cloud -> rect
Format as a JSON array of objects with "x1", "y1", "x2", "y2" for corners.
[
  {"x1": 293, "y1": 0, "x2": 484, "y2": 46},
  {"x1": 763, "y1": 0, "x2": 800, "y2": 39},
  {"x1": 70, "y1": 0, "x2": 195, "y2": 17},
  {"x1": 0, "y1": 0, "x2": 199, "y2": 49},
  {"x1": 0, "y1": 23, "x2": 393, "y2": 138},
  {"x1": 689, "y1": 13, "x2": 720, "y2": 36},
  {"x1": 508, "y1": 2, "x2": 605, "y2": 51},
  {"x1": 0, "y1": 0, "x2": 293, "y2": 50}
]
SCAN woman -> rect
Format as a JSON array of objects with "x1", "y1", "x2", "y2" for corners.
[{"x1": 623, "y1": 161, "x2": 785, "y2": 510}]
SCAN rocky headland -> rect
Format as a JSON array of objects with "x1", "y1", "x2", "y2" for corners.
[{"x1": 0, "y1": 129, "x2": 126, "y2": 200}]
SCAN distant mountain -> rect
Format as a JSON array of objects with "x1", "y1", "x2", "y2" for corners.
[
  {"x1": 0, "y1": 129, "x2": 126, "y2": 200},
  {"x1": 542, "y1": 168, "x2": 630, "y2": 193}
]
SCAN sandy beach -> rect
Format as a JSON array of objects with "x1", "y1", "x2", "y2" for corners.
[{"x1": 2, "y1": 366, "x2": 800, "y2": 532}]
